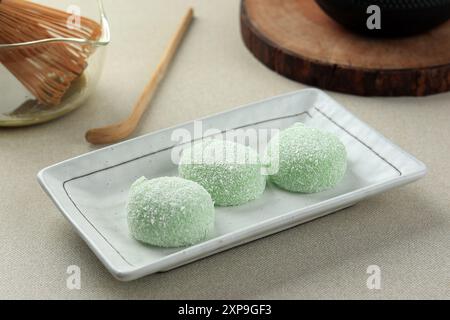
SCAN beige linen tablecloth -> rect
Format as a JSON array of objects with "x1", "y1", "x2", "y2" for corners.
[{"x1": 1, "y1": 0, "x2": 449, "y2": 299}]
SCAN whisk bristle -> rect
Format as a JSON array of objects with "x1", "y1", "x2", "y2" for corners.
[{"x1": 0, "y1": 0, "x2": 102, "y2": 106}]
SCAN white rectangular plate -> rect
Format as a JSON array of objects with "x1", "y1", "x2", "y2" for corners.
[{"x1": 38, "y1": 89, "x2": 427, "y2": 281}]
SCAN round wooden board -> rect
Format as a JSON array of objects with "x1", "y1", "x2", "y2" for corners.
[{"x1": 240, "y1": 0, "x2": 450, "y2": 96}]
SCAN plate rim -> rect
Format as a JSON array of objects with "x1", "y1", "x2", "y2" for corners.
[{"x1": 37, "y1": 88, "x2": 428, "y2": 281}]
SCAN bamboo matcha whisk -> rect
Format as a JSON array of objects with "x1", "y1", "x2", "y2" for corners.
[{"x1": 0, "y1": 0, "x2": 102, "y2": 106}]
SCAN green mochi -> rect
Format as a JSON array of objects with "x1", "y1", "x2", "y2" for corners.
[
  {"x1": 127, "y1": 176, "x2": 215, "y2": 248},
  {"x1": 266, "y1": 123, "x2": 347, "y2": 193},
  {"x1": 179, "y1": 139, "x2": 266, "y2": 206}
]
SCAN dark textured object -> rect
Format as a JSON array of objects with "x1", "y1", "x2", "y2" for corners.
[
  {"x1": 240, "y1": 0, "x2": 450, "y2": 96},
  {"x1": 315, "y1": 0, "x2": 450, "y2": 37}
]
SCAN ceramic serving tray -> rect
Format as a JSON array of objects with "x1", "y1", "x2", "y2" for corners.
[{"x1": 38, "y1": 89, "x2": 427, "y2": 281}]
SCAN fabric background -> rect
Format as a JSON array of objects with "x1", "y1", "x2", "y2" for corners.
[{"x1": 0, "y1": 0, "x2": 449, "y2": 299}]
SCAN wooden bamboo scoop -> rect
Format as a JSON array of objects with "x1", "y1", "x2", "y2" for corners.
[{"x1": 85, "y1": 8, "x2": 194, "y2": 145}]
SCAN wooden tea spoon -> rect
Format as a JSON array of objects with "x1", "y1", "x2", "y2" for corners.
[{"x1": 85, "y1": 8, "x2": 194, "y2": 145}]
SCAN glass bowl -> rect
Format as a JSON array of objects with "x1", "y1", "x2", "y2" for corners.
[{"x1": 0, "y1": 0, "x2": 110, "y2": 127}]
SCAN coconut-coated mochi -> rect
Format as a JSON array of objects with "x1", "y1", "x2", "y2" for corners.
[
  {"x1": 266, "y1": 123, "x2": 347, "y2": 193},
  {"x1": 127, "y1": 176, "x2": 214, "y2": 248},
  {"x1": 178, "y1": 139, "x2": 266, "y2": 206}
]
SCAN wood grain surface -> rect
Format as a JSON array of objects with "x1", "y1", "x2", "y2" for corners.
[{"x1": 241, "y1": 0, "x2": 450, "y2": 96}]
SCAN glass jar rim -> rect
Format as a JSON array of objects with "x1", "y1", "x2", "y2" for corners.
[{"x1": 0, "y1": 0, "x2": 110, "y2": 49}]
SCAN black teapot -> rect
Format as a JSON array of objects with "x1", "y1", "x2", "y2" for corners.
[{"x1": 315, "y1": 0, "x2": 450, "y2": 37}]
